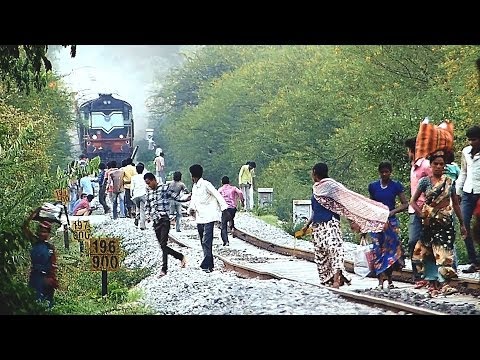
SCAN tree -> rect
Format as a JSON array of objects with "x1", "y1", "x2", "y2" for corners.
[{"x1": 0, "y1": 45, "x2": 76, "y2": 93}]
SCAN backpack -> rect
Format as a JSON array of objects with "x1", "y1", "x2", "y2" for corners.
[
  {"x1": 110, "y1": 169, "x2": 124, "y2": 193},
  {"x1": 31, "y1": 242, "x2": 53, "y2": 274}
]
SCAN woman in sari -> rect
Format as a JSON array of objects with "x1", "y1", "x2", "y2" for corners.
[
  {"x1": 368, "y1": 161, "x2": 408, "y2": 290},
  {"x1": 410, "y1": 151, "x2": 467, "y2": 296},
  {"x1": 301, "y1": 163, "x2": 390, "y2": 288}
]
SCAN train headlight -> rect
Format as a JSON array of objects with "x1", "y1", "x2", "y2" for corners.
[
  {"x1": 92, "y1": 135, "x2": 98, "y2": 140},
  {"x1": 119, "y1": 134, "x2": 124, "y2": 139}
]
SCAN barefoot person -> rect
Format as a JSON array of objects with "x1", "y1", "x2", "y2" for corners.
[
  {"x1": 301, "y1": 163, "x2": 389, "y2": 288},
  {"x1": 410, "y1": 151, "x2": 467, "y2": 296},
  {"x1": 144, "y1": 172, "x2": 188, "y2": 277}
]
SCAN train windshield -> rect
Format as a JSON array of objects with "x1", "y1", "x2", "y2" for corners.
[{"x1": 91, "y1": 111, "x2": 124, "y2": 133}]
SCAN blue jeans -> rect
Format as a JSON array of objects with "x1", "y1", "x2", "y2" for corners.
[
  {"x1": 112, "y1": 191, "x2": 125, "y2": 219},
  {"x1": 156, "y1": 171, "x2": 165, "y2": 184},
  {"x1": 240, "y1": 184, "x2": 252, "y2": 211},
  {"x1": 29, "y1": 273, "x2": 55, "y2": 308},
  {"x1": 461, "y1": 192, "x2": 480, "y2": 265},
  {"x1": 169, "y1": 200, "x2": 183, "y2": 232},
  {"x1": 408, "y1": 213, "x2": 423, "y2": 280},
  {"x1": 197, "y1": 222, "x2": 215, "y2": 270},
  {"x1": 451, "y1": 214, "x2": 458, "y2": 270},
  {"x1": 69, "y1": 192, "x2": 78, "y2": 215}
]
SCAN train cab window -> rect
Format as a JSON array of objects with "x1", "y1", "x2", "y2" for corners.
[{"x1": 91, "y1": 111, "x2": 124, "y2": 132}]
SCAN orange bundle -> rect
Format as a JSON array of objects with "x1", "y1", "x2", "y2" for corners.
[{"x1": 415, "y1": 118, "x2": 454, "y2": 161}]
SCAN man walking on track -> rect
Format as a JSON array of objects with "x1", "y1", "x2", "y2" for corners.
[
  {"x1": 187, "y1": 164, "x2": 229, "y2": 272},
  {"x1": 144, "y1": 172, "x2": 187, "y2": 277},
  {"x1": 238, "y1": 161, "x2": 256, "y2": 211},
  {"x1": 218, "y1": 175, "x2": 244, "y2": 246}
]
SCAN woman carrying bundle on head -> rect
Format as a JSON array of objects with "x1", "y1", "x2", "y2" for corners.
[
  {"x1": 23, "y1": 207, "x2": 60, "y2": 308},
  {"x1": 410, "y1": 150, "x2": 467, "y2": 297}
]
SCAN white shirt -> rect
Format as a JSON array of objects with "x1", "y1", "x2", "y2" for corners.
[
  {"x1": 456, "y1": 145, "x2": 480, "y2": 195},
  {"x1": 187, "y1": 178, "x2": 228, "y2": 224},
  {"x1": 79, "y1": 176, "x2": 94, "y2": 196},
  {"x1": 130, "y1": 173, "x2": 147, "y2": 199},
  {"x1": 154, "y1": 156, "x2": 165, "y2": 172}
]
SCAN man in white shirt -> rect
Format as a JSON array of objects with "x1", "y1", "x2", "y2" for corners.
[
  {"x1": 79, "y1": 174, "x2": 94, "y2": 197},
  {"x1": 154, "y1": 152, "x2": 165, "y2": 184},
  {"x1": 456, "y1": 125, "x2": 480, "y2": 273},
  {"x1": 130, "y1": 162, "x2": 148, "y2": 230},
  {"x1": 187, "y1": 164, "x2": 228, "y2": 273}
]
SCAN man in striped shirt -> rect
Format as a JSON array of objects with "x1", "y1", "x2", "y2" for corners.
[{"x1": 144, "y1": 172, "x2": 188, "y2": 277}]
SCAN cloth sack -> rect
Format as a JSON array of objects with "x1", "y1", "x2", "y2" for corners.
[
  {"x1": 35, "y1": 202, "x2": 63, "y2": 225},
  {"x1": 415, "y1": 117, "x2": 454, "y2": 161}
]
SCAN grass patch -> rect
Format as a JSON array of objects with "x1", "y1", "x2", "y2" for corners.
[
  {"x1": 18, "y1": 228, "x2": 156, "y2": 315},
  {"x1": 256, "y1": 214, "x2": 280, "y2": 227}
]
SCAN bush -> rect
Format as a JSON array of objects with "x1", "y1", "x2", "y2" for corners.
[{"x1": 0, "y1": 277, "x2": 50, "y2": 315}]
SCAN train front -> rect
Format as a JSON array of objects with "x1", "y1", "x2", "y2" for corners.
[{"x1": 79, "y1": 94, "x2": 134, "y2": 164}]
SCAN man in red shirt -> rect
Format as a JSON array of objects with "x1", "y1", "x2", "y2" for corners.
[
  {"x1": 73, "y1": 194, "x2": 94, "y2": 216},
  {"x1": 404, "y1": 137, "x2": 432, "y2": 288},
  {"x1": 218, "y1": 176, "x2": 244, "y2": 246}
]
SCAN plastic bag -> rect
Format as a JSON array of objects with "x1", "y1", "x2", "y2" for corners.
[{"x1": 353, "y1": 235, "x2": 374, "y2": 278}]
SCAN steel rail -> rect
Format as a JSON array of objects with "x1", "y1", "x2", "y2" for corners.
[
  {"x1": 232, "y1": 228, "x2": 480, "y2": 292},
  {"x1": 168, "y1": 231, "x2": 446, "y2": 315}
]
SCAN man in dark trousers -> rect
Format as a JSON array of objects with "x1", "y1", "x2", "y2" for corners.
[
  {"x1": 97, "y1": 162, "x2": 110, "y2": 214},
  {"x1": 456, "y1": 126, "x2": 480, "y2": 273},
  {"x1": 187, "y1": 164, "x2": 229, "y2": 272},
  {"x1": 144, "y1": 172, "x2": 188, "y2": 277}
]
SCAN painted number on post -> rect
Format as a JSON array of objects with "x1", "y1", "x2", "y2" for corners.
[
  {"x1": 89, "y1": 237, "x2": 121, "y2": 272},
  {"x1": 71, "y1": 220, "x2": 91, "y2": 242},
  {"x1": 53, "y1": 188, "x2": 69, "y2": 204}
]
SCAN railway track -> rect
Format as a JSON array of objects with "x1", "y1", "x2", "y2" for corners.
[
  {"x1": 216, "y1": 252, "x2": 445, "y2": 315},
  {"x1": 231, "y1": 227, "x2": 480, "y2": 294},
  {"x1": 167, "y1": 223, "x2": 460, "y2": 315}
]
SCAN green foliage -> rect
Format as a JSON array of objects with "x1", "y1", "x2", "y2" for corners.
[
  {"x1": 48, "y1": 232, "x2": 153, "y2": 315},
  {"x1": 0, "y1": 48, "x2": 82, "y2": 314},
  {"x1": 146, "y1": 45, "x2": 480, "y2": 267},
  {"x1": 0, "y1": 45, "x2": 75, "y2": 94},
  {"x1": 0, "y1": 101, "x2": 57, "y2": 278},
  {"x1": 0, "y1": 277, "x2": 51, "y2": 315},
  {"x1": 0, "y1": 45, "x2": 155, "y2": 315},
  {"x1": 134, "y1": 139, "x2": 155, "y2": 170},
  {"x1": 279, "y1": 218, "x2": 305, "y2": 237},
  {"x1": 254, "y1": 214, "x2": 280, "y2": 227}
]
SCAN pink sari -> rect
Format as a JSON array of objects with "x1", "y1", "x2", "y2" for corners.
[{"x1": 313, "y1": 178, "x2": 389, "y2": 233}]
